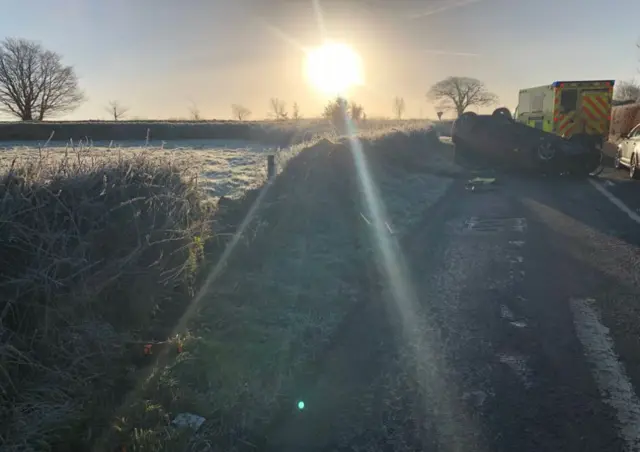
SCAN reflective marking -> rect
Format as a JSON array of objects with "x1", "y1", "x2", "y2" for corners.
[{"x1": 570, "y1": 298, "x2": 640, "y2": 450}]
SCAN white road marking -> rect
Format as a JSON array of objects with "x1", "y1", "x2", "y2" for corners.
[
  {"x1": 509, "y1": 240, "x2": 525, "y2": 247},
  {"x1": 570, "y1": 297, "x2": 640, "y2": 451},
  {"x1": 385, "y1": 222, "x2": 395, "y2": 235},
  {"x1": 509, "y1": 321, "x2": 527, "y2": 328},
  {"x1": 589, "y1": 179, "x2": 640, "y2": 225}
]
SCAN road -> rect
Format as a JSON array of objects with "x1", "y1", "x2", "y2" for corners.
[{"x1": 264, "y1": 168, "x2": 640, "y2": 451}]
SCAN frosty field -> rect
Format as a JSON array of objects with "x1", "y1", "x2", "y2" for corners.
[{"x1": 0, "y1": 139, "x2": 290, "y2": 200}]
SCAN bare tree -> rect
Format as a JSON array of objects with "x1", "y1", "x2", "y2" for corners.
[
  {"x1": 393, "y1": 96, "x2": 406, "y2": 120},
  {"x1": 614, "y1": 79, "x2": 640, "y2": 102},
  {"x1": 188, "y1": 102, "x2": 202, "y2": 120},
  {"x1": 231, "y1": 104, "x2": 252, "y2": 121},
  {"x1": 269, "y1": 98, "x2": 288, "y2": 120},
  {"x1": 292, "y1": 102, "x2": 301, "y2": 120},
  {"x1": 350, "y1": 101, "x2": 364, "y2": 121},
  {"x1": 427, "y1": 76, "x2": 497, "y2": 117},
  {"x1": 0, "y1": 38, "x2": 84, "y2": 120},
  {"x1": 436, "y1": 111, "x2": 444, "y2": 120},
  {"x1": 323, "y1": 97, "x2": 348, "y2": 133},
  {"x1": 323, "y1": 97, "x2": 347, "y2": 120},
  {"x1": 105, "y1": 100, "x2": 129, "y2": 121}
]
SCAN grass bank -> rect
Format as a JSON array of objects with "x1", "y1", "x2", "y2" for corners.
[
  {"x1": 0, "y1": 149, "x2": 212, "y2": 451},
  {"x1": 101, "y1": 128, "x2": 456, "y2": 451},
  {"x1": 0, "y1": 126, "x2": 456, "y2": 451}
]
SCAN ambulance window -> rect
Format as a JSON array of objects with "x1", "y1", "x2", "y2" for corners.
[{"x1": 560, "y1": 89, "x2": 577, "y2": 111}]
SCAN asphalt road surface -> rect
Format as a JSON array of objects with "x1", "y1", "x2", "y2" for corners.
[{"x1": 265, "y1": 167, "x2": 640, "y2": 452}]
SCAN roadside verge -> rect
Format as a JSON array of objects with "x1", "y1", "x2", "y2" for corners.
[{"x1": 103, "y1": 129, "x2": 459, "y2": 451}]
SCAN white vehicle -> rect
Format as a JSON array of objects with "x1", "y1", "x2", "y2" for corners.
[{"x1": 615, "y1": 124, "x2": 640, "y2": 179}]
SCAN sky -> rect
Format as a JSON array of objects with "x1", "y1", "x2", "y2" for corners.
[{"x1": 0, "y1": 0, "x2": 638, "y2": 120}]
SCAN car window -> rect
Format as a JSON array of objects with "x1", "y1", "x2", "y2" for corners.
[{"x1": 632, "y1": 125, "x2": 640, "y2": 138}]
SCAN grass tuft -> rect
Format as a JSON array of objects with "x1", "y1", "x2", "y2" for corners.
[{"x1": 0, "y1": 148, "x2": 210, "y2": 450}]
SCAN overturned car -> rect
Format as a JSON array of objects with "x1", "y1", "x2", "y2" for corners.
[{"x1": 452, "y1": 108, "x2": 603, "y2": 175}]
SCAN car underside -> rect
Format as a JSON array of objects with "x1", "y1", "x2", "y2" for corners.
[{"x1": 452, "y1": 108, "x2": 603, "y2": 176}]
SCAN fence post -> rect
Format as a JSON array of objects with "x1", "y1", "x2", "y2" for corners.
[{"x1": 267, "y1": 155, "x2": 275, "y2": 179}]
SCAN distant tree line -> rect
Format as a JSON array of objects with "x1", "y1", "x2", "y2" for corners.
[{"x1": 0, "y1": 36, "x2": 508, "y2": 123}]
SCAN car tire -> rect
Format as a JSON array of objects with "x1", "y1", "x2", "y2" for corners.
[
  {"x1": 459, "y1": 111, "x2": 478, "y2": 119},
  {"x1": 630, "y1": 153, "x2": 640, "y2": 180},
  {"x1": 614, "y1": 149, "x2": 622, "y2": 169},
  {"x1": 536, "y1": 140, "x2": 556, "y2": 162},
  {"x1": 492, "y1": 107, "x2": 513, "y2": 121}
]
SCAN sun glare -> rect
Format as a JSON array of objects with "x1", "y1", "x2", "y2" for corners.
[{"x1": 304, "y1": 42, "x2": 364, "y2": 96}]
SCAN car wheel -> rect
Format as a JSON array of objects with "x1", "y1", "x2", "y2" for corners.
[
  {"x1": 614, "y1": 149, "x2": 622, "y2": 169},
  {"x1": 630, "y1": 153, "x2": 640, "y2": 180},
  {"x1": 537, "y1": 140, "x2": 556, "y2": 162},
  {"x1": 492, "y1": 107, "x2": 513, "y2": 121}
]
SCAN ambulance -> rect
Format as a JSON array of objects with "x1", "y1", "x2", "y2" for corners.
[{"x1": 515, "y1": 80, "x2": 615, "y2": 152}]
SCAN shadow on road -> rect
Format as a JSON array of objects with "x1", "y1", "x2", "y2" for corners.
[{"x1": 260, "y1": 171, "x2": 640, "y2": 452}]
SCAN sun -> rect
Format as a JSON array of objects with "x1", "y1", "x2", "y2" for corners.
[{"x1": 304, "y1": 42, "x2": 364, "y2": 96}]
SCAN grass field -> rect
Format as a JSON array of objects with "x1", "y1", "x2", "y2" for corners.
[
  {"x1": 0, "y1": 118, "x2": 437, "y2": 143},
  {"x1": 0, "y1": 137, "x2": 318, "y2": 202}
]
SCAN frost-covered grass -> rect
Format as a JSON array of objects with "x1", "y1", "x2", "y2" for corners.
[
  {"x1": 0, "y1": 124, "x2": 456, "y2": 451},
  {"x1": 103, "y1": 128, "x2": 456, "y2": 452},
  {"x1": 0, "y1": 139, "x2": 305, "y2": 202},
  {"x1": 0, "y1": 148, "x2": 212, "y2": 451},
  {"x1": 0, "y1": 119, "x2": 439, "y2": 200},
  {"x1": 0, "y1": 117, "x2": 435, "y2": 144}
]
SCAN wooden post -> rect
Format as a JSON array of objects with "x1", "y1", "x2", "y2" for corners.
[{"x1": 267, "y1": 155, "x2": 275, "y2": 179}]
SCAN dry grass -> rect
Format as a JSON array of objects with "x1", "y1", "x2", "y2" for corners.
[{"x1": 0, "y1": 148, "x2": 210, "y2": 451}]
